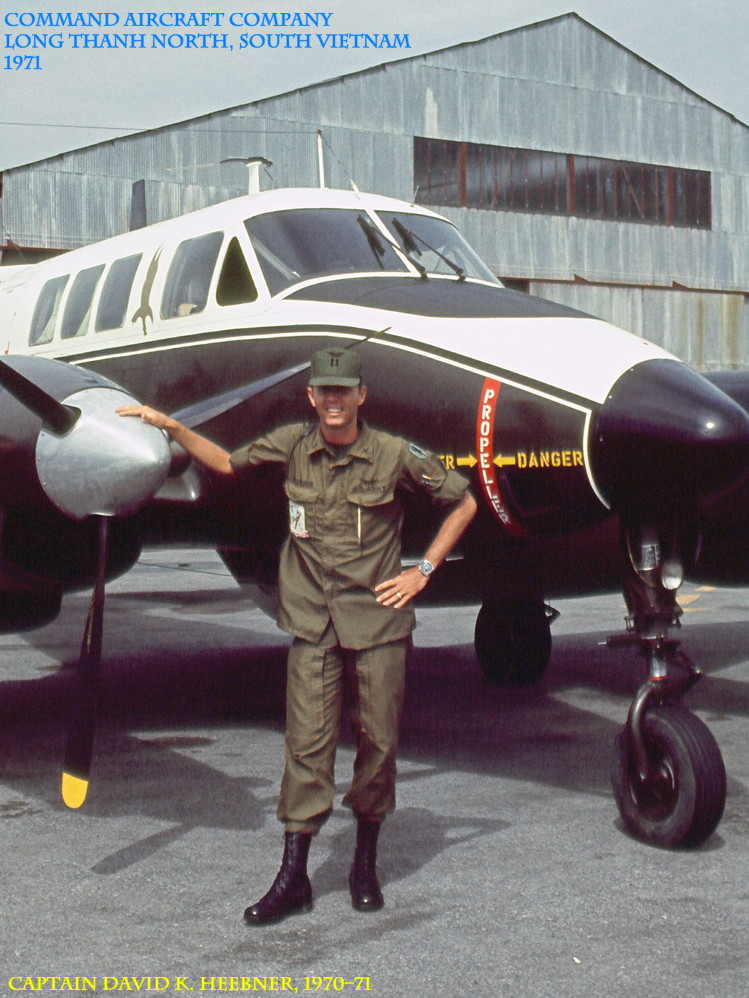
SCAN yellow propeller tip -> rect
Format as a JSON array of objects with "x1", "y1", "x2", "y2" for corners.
[{"x1": 62, "y1": 772, "x2": 89, "y2": 809}]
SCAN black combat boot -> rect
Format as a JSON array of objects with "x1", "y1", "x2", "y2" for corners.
[
  {"x1": 244, "y1": 832, "x2": 313, "y2": 925},
  {"x1": 349, "y1": 818, "x2": 384, "y2": 912}
]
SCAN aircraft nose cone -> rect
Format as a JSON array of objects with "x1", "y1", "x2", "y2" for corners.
[{"x1": 591, "y1": 359, "x2": 749, "y2": 518}]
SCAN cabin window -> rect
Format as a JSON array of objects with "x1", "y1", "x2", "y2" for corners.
[
  {"x1": 29, "y1": 275, "x2": 69, "y2": 345},
  {"x1": 96, "y1": 253, "x2": 142, "y2": 331},
  {"x1": 161, "y1": 231, "x2": 223, "y2": 319},
  {"x1": 215, "y1": 237, "x2": 258, "y2": 306},
  {"x1": 61, "y1": 264, "x2": 105, "y2": 339},
  {"x1": 414, "y1": 137, "x2": 712, "y2": 229}
]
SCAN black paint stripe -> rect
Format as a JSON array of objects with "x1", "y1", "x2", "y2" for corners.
[{"x1": 60, "y1": 323, "x2": 595, "y2": 412}]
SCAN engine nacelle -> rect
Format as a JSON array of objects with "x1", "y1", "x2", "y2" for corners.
[
  {"x1": 0, "y1": 356, "x2": 170, "y2": 627},
  {"x1": 36, "y1": 385, "x2": 171, "y2": 520},
  {"x1": 0, "y1": 356, "x2": 170, "y2": 519},
  {"x1": 0, "y1": 593, "x2": 61, "y2": 632}
]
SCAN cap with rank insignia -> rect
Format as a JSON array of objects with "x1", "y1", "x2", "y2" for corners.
[{"x1": 309, "y1": 349, "x2": 362, "y2": 387}]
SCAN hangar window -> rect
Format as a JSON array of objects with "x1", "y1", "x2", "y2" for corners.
[
  {"x1": 30, "y1": 274, "x2": 69, "y2": 345},
  {"x1": 162, "y1": 231, "x2": 223, "y2": 319},
  {"x1": 96, "y1": 253, "x2": 142, "y2": 331},
  {"x1": 414, "y1": 138, "x2": 711, "y2": 229},
  {"x1": 61, "y1": 264, "x2": 105, "y2": 339}
]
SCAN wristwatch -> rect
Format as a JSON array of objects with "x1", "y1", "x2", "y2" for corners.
[{"x1": 417, "y1": 559, "x2": 435, "y2": 577}]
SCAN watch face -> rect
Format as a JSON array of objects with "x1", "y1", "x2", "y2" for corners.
[{"x1": 418, "y1": 560, "x2": 435, "y2": 576}]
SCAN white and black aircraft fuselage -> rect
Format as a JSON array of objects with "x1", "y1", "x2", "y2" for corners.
[{"x1": 1, "y1": 185, "x2": 748, "y2": 842}]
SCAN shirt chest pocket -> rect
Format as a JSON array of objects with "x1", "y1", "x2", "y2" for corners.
[
  {"x1": 284, "y1": 481, "x2": 320, "y2": 539},
  {"x1": 346, "y1": 482, "x2": 399, "y2": 544},
  {"x1": 347, "y1": 483, "x2": 396, "y2": 507}
]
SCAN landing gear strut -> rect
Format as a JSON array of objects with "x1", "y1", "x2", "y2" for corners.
[{"x1": 607, "y1": 526, "x2": 726, "y2": 848}]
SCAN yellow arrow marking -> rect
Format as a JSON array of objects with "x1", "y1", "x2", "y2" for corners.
[
  {"x1": 441, "y1": 454, "x2": 518, "y2": 469},
  {"x1": 679, "y1": 586, "x2": 714, "y2": 612},
  {"x1": 440, "y1": 454, "x2": 478, "y2": 469}
]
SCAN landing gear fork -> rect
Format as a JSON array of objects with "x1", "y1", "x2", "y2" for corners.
[
  {"x1": 607, "y1": 527, "x2": 727, "y2": 848},
  {"x1": 607, "y1": 630, "x2": 701, "y2": 786}
]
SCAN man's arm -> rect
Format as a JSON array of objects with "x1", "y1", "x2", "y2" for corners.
[
  {"x1": 116, "y1": 404, "x2": 234, "y2": 476},
  {"x1": 375, "y1": 490, "x2": 477, "y2": 608}
]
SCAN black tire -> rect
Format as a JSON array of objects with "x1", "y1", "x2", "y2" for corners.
[
  {"x1": 611, "y1": 703, "x2": 726, "y2": 848},
  {"x1": 474, "y1": 600, "x2": 552, "y2": 686}
]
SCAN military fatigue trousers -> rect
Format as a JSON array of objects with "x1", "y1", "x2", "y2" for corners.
[{"x1": 277, "y1": 621, "x2": 408, "y2": 834}]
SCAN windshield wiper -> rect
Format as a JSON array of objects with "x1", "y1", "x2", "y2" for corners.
[
  {"x1": 391, "y1": 218, "x2": 465, "y2": 281},
  {"x1": 384, "y1": 218, "x2": 426, "y2": 279},
  {"x1": 356, "y1": 214, "x2": 392, "y2": 271}
]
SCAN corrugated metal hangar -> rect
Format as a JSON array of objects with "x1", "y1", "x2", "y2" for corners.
[{"x1": 1, "y1": 12, "x2": 747, "y2": 370}]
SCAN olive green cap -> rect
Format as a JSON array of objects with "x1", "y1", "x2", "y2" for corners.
[{"x1": 308, "y1": 348, "x2": 362, "y2": 387}]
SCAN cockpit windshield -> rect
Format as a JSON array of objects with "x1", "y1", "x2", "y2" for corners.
[
  {"x1": 377, "y1": 212, "x2": 500, "y2": 285},
  {"x1": 244, "y1": 209, "x2": 408, "y2": 295},
  {"x1": 244, "y1": 207, "x2": 500, "y2": 295}
]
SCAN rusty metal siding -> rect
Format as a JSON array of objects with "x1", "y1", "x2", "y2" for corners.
[
  {"x1": 530, "y1": 281, "x2": 749, "y2": 371},
  {"x1": 424, "y1": 15, "x2": 707, "y2": 112},
  {"x1": 5, "y1": 14, "x2": 748, "y2": 253}
]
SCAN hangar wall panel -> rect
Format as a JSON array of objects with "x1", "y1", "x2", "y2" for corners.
[{"x1": 532, "y1": 281, "x2": 749, "y2": 372}]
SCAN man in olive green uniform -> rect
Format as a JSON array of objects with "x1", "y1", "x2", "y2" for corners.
[{"x1": 118, "y1": 348, "x2": 476, "y2": 924}]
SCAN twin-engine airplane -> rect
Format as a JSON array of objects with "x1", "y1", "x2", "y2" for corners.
[{"x1": 1, "y1": 181, "x2": 748, "y2": 848}]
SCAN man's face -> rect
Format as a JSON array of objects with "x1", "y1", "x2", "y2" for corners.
[{"x1": 307, "y1": 383, "x2": 367, "y2": 435}]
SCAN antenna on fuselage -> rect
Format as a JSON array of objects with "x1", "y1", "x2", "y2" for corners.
[
  {"x1": 316, "y1": 130, "x2": 326, "y2": 188},
  {"x1": 315, "y1": 130, "x2": 361, "y2": 194},
  {"x1": 220, "y1": 156, "x2": 273, "y2": 194}
]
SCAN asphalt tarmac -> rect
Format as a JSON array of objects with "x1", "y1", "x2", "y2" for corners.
[{"x1": 1, "y1": 550, "x2": 749, "y2": 998}]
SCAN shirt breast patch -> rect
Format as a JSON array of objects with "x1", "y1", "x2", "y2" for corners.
[{"x1": 289, "y1": 500, "x2": 309, "y2": 538}]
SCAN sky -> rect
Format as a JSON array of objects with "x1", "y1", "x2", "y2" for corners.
[{"x1": 1, "y1": 0, "x2": 748, "y2": 171}]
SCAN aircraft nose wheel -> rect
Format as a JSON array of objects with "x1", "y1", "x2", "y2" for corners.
[{"x1": 611, "y1": 700, "x2": 726, "y2": 848}]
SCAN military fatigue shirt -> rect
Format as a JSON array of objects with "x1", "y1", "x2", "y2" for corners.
[{"x1": 230, "y1": 420, "x2": 469, "y2": 649}]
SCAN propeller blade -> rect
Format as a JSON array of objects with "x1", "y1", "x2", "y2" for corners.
[
  {"x1": 171, "y1": 361, "x2": 311, "y2": 429},
  {"x1": 170, "y1": 326, "x2": 391, "y2": 430},
  {"x1": 0, "y1": 358, "x2": 79, "y2": 435},
  {"x1": 61, "y1": 515, "x2": 109, "y2": 808}
]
